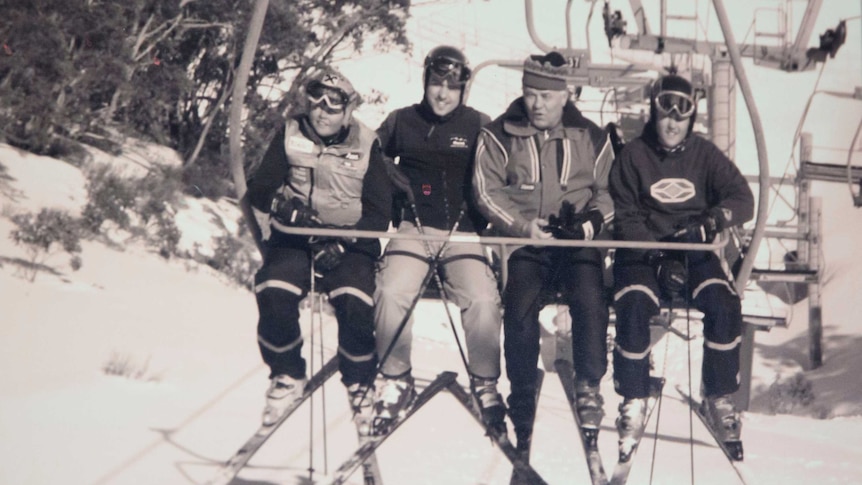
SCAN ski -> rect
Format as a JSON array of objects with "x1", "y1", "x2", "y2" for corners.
[
  {"x1": 206, "y1": 356, "x2": 339, "y2": 485},
  {"x1": 608, "y1": 376, "x2": 665, "y2": 485},
  {"x1": 509, "y1": 369, "x2": 546, "y2": 485},
  {"x1": 328, "y1": 371, "x2": 457, "y2": 485},
  {"x1": 354, "y1": 408, "x2": 384, "y2": 484},
  {"x1": 675, "y1": 386, "x2": 756, "y2": 484},
  {"x1": 676, "y1": 386, "x2": 745, "y2": 461},
  {"x1": 554, "y1": 358, "x2": 608, "y2": 485},
  {"x1": 445, "y1": 378, "x2": 549, "y2": 485}
]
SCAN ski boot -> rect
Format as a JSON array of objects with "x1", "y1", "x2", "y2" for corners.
[
  {"x1": 701, "y1": 394, "x2": 744, "y2": 460},
  {"x1": 616, "y1": 397, "x2": 647, "y2": 462},
  {"x1": 347, "y1": 382, "x2": 375, "y2": 436},
  {"x1": 472, "y1": 376, "x2": 507, "y2": 436},
  {"x1": 371, "y1": 372, "x2": 416, "y2": 435},
  {"x1": 262, "y1": 373, "x2": 308, "y2": 426},
  {"x1": 574, "y1": 379, "x2": 605, "y2": 450}
]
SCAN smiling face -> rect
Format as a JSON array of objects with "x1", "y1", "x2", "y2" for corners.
[
  {"x1": 425, "y1": 79, "x2": 462, "y2": 117},
  {"x1": 522, "y1": 86, "x2": 568, "y2": 130},
  {"x1": 308, "y1": 104, "x2": 347, "y2": 138},
  {"x1": 655, "y1": 111, "x2": 692, "y2": 149}
]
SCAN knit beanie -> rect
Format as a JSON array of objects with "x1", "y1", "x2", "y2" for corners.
[{"x1": 522, "y1": 51, "x2": 569, "y2": 91}]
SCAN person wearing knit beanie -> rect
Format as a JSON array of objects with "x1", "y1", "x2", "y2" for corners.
[{"x1": 474, "y1": 50, "x2": 616, "y2": 460}]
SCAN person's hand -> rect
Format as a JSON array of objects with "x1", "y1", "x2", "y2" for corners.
[
  {"x1": 547, "y1": 202, "x2": 604, "y2": 241},
  {"x1": 646, "y1": 250, "x2": 687, "y2": 297},
  {"x1": 527, "y1": 218, "x2": 553, "y2": 239},
  {"x1": 386, "y1": 162, "x2": 414, "y2": 203},
  {"x1": 310, "y1": 237, "x2": 352, "y2": 275},
  {"x1": 669, "y1": 208, "x2": 725, "y2": 243},
  {"x1": 271, "y1": 194, "x2": 322, "y2": 227}
]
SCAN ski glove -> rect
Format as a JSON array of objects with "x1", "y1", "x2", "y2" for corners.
[
  {"x1": 646, "y1": 250, "x2": 687, "y2": 298},
  {"x1": 271, "y1": 194, "x2": 322, "y2": 227},
  {"x1": 309, "y1": 235, "x2": 356, "y2": 275},
  {"x1": 670, "y1": 207, "x2": 726, "y2": 244},
  {"x1": 546, "y1": 201, "x2": 604, "y2": 240},
  {"x1": 385, "y1": 162, "x2": 415, "y2": 203}
]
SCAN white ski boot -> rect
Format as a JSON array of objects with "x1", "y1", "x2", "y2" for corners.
[{"x1": 262, "y1": 374, "x2": 308, "y2": 426}]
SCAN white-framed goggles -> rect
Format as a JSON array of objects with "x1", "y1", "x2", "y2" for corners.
[
  {"x1": 655, "y1": 90, "x2": 696, "y2": 119},
  {"x1": 306, "y1": 82, "x2": 349, "y2": 113}
]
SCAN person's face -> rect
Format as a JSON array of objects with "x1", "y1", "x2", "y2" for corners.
[
  {"x1": 655, "y1": 112, "x2": 691, "y2": 149},
  {"x1": 425, "y1": 80, "x2": 462, "y2": 116},
  {"x1": 309, "y1": 104, "x2": 347, "y2": 138},
  {"x1": 523, "y1": 86, "x2": 568, "y2": 130}
]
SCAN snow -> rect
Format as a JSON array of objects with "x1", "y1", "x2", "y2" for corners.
[{"x1": 2, "y1": 2, "x2": 862, "y2": 484}]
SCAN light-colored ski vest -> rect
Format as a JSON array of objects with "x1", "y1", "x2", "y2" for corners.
[{"x1": 279, "y1": 118, "x2": 376, "y2": 227}]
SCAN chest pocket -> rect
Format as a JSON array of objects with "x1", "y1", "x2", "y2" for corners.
[{"x1": 325, "y1": 157, "x2": 365, "y2": 201}]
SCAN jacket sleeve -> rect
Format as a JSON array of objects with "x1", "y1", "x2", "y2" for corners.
[
  {"x1": 707, "y1": 144, "x2": 755, "y2": 227},
  {"x1": 608, "y1": 144, "x2": 656, "y2": 245},
  {"x1": 472, "y1": 128, "x2": 531, "y2": 237},
  {"x1": 375, "y1": 110, "x2": 399, "y2": 160},
  {"x1": 588, "y1": 129, "x2": 615, "y2": 230},
  {"x1": 355, "y1": 139, "x2": 392, "y2": 233},
  {"x1": 246, "y1": 124, "x2": 289, "y2": 213}
]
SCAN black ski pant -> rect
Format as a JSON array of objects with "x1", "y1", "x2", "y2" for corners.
[
  {"x1": 254, "y1": 235, "x2": 377, "y2": 387},
  {"x1": 612, "y1": 250, "x2": 742, "y2": 399},
  {"x1": 504, "y1": 245, "x2": 608, "y2": 436}
]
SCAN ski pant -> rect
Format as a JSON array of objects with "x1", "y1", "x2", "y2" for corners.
[
  {"x1": 504, "y1": 245, "x2": 609, "y2": 434},
  {"x1": 254, "y1": 235, "x2": 377, "y2": 387},
  {"x1": 374, "y1": 222, "x2": 502, "y2": 379},
  {"x1": 612, "y1": 250, "x2": 742, "y2": 399}
]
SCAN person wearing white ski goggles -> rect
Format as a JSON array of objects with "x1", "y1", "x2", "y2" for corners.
[
  {"x1": 306, "y1": 81, "x2": 349, "y2": 114},
  {"x1": 654, "y1": 90, "x2": 696, "y2": 120}
]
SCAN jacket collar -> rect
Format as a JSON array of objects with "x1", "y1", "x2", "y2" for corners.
[{"x1": 501, "y1": 97, "x2": 592, "y2": 138}]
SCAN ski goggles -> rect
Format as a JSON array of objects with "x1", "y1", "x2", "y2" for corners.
[
  {"x1": 655, "y1": 90, "x2": 696, "y2": 119},
  {"x1": 307, "y1": 82, "x2": 350, "y2": 113},
  {"x1": 426, "y1": 57, "x2": 469, "y2": 85}
]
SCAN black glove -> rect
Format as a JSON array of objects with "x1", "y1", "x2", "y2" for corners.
[
  {"x1": 385, "y1": 162, "x2": 415, "y2": 203},
  {"x1": 546, "y1": 202, "x2": 604, "y2": 240},
  {"x1": 309, "y1": 235, "x2": 355, "y2": 275},
  {"x1": 271, "y1": 195, "x2": 322, "y2": 227},
  {"x1": 669, "y1": 208, "x2": 725, "y2": 243},
  {"x1": 646, "y1": 250, "x2": 687, "y2": 297}
]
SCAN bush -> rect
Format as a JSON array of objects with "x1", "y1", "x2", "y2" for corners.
[
  {"x1": 767, "y1": 372, "x2": 828, "y2": 418},
  {"x1": 207, "y1": 232, "x2": 259, "y2": 289},
  {"x1": 81, "y1": 165, "x2": 136, "y2": 233},
  {"x1": 9, "y1": 208, "x2": 82, "y2": 281}
]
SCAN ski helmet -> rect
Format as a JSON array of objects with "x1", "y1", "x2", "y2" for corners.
[
  {"x1": 650, "y1": 74, "x2": 697, "y2": 133},
  {"x1": 423, "y1": 45, "x2": 471, "y2": 88}
]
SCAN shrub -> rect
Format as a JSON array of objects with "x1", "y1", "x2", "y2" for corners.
[
  {"x1": 767, "y1": 372, "x2": 827, "y2": 417},
  {"x1": 101, "y1": 352, "x2": 161, "y2": 382},
  {"x1": 207, "y1": 232, "x2": 259, "y2": 289},
  {"x1": 9, "y1": 208, "x2": 82, "y2": 281},
  {"x1": 81, "y1": 165, "x2": 136, "y2": 233}
]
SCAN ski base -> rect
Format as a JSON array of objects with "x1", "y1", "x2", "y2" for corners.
[
  {"x1": 609, "y1": 376, "x2": 665, "y2": 485},
  {"x1": 554, "y1": 359, "x2": 608, "y2": 485},
  {"x1": 206, "y1": 357, "x2": 340, "y2": 485},
  {"x1": 445, "y1": 377, "x2": 549, "y2": 485},
  {"x1": 354, "y1": 411, "x2": 384, "y2": 484},
  {"x1": 328, "y1": 371, "x2": 457, "y2": 485}
]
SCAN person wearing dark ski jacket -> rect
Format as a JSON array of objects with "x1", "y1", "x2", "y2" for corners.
[
  {"x1": 473, "y1": 51, "x2": 615, "y2": 460},
  {"x1": 371, "y1": 46, "x2": 505, "y2": 436},
  {"x1": 245, "y1": 68, "x2": 390, "y2": 426},
  {"x1": 609, "y1": 73, "x2": 755, "y2": 460}
]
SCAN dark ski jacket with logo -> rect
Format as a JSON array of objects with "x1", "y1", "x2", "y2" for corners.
[
  {"x1": 376, "y1": 100, "x2": 491, "y2": 233},
  {"x1": 609, "y1": 128, "x2": 754, "y2": 260},
  {"x1": 247, "y1": 114, "x2": 391, "y2": 255}
]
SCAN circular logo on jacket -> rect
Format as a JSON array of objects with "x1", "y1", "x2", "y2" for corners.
[{"x1": 422, "y1": 183, "x2": 432, "y2": 196}]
